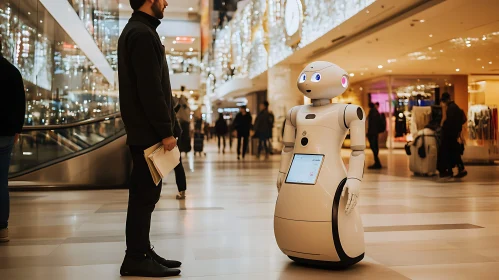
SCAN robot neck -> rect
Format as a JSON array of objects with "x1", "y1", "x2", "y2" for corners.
[{"x1": 312, "y1": 99, "x2": 331, "y2": 107}]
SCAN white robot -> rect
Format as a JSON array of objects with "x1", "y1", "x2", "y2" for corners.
[{"x1": 274, "y1": 61, "x2": 366, "y2": 268}]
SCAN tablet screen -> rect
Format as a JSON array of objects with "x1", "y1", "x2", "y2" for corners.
[{"x1": 285, "y1": 154, "x2": 325, "y2": 185}]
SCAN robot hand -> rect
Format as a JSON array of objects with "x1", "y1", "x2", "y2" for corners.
[
  {"x1": 277, "y1": 172, "x2": 286, "y2": 192},
  {"x1": 342, "y1": 179, "x2": 361, "y2": 215}
]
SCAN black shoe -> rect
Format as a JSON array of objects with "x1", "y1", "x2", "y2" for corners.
[
  {"x1": 148, "y1": 247, "x2": 182, "y2": 268},
  {"x1": 368, "y1": 164, "x2": 382, "y2": 170},
  {"x1": 455, "y1": 170, "x2": 468, "y2": 179},
  {"x1": 120, "y1": 253, "x2": 181, "y2": 277}
]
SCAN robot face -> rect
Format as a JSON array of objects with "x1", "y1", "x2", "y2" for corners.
[{"x1": 297, "y1": 61, "x2": 349, "y2": 100}]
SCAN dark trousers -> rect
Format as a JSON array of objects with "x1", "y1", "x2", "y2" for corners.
[
  {"x1": 438, "y1": 132, "x2": 463, "y2": 175},
  {"x1": 0, "y1": 136, "x2": 14, "y2": 229},
  {"x1": 126, "y1": 146, "x2": 162, "y2": 254},
  {"x1": 367, "y1": 134, "x2": 380, "y2": 165},
  {"x1": 217, "y1": 134, "x2": 226, "y2": 151},
  {"x1": 237, "y1": 135, "x2": 249, "y2": 157},
  {"x1": 174, "y1": 156, "x2": 186, "y2": 192},
  {"x1": 257, "y1": 132, "x2": 270, "y2": 156}
]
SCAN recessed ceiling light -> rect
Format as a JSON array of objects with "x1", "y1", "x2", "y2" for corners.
[
  {"x1": 429, "y1": 34, "x2": 433, "y2": 38},
  {"x1": 477, "y1": 58, "x2": 481, "y2": 61},
  {"x1": 171, "y1": 48, "x2": 174, "y2": 51},
  {"x1": 378, "y1": 65, "x2": 383, "y2": 69},
  {"x1": 360, "y1": 72, "x2": 364, "y2": 76},
  {"x1": 456, "y1": 68, "x2": 460, "y2": 72},
  {"x1": 188, "y1": 7, "x2": 193, "y2": 11},
  {"x1": 489, "y1": 61, "x2": 493, "y2": 64},
  {"x1": 420, "y1": 19, "x2": 425, "y2": 23},
  {"x1": 387, "y1": 70, "x2": 393, "y2": 73},
  {"x1": 173, "y1": 40, "x2": 177, "y2": 44},
  {"x1": 190, "y1": 90, "x2": 194, "y2": 94},
  {"x1": 466, "y1": 44, "x2": 471, "y2": 48},
  {"x1": 428, "y1": 47, "x2": 432, "y2": 50},
  {"x1": 449, "y1": 83, "x2": 452, "y2": 86},
  {"x1": 366, "y1": 10, "x2": 370, "y2": 14},
  {"x1": 482, "y1": 36, "x2": 487, "y2": 41},
  {"x1": 189, "y1": 48, "x2": 193, "y2": 51},
  {"x1": 440, "y1": 49, "x2": 444, "y2": 53},
  {"x1": 482, "y1": 66, "x2": 485, "y2": 69},
  {"x1": 349, "y1": 73, "x2": 355, "y2": 77},
  {"x1": 119, "y1": 3, "x2": 123, "y2": 8}
]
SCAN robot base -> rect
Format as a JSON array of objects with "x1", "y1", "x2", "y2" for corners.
[{"x1": 288, "y1": 253, "x2": 364, "y2": 270}]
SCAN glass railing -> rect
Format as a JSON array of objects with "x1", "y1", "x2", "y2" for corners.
[{"x1": 8, "y1": 113, "x2": 124, "y2": 177}]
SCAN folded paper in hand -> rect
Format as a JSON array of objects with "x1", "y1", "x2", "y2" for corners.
[{"x1": 144, "y1": 144, "x2": 180, "y2": 186}]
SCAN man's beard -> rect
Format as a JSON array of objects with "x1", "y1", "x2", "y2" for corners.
[{"x1": 152, "y1": 0, "x2": 164, "y2": 19}]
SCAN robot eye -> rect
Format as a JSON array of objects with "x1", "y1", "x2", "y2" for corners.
[
  {"x1": 311, "y1": 73, "x2": 321, "y2": 83},
  {"x1": 299, "y1": 73, "x2": 307, "y2": 83},
  {"x1": 341, "y1": 75, "x2": 349, "y2": 88}
]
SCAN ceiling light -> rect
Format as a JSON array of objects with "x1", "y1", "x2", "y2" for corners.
[
  {"x1": 420, "y1": 19, "x2": 425, "y2": 23},
  {"x1": 428, "y1": 47, "x2": 432, "y2": 50},
  {"x1": 477, "y1": 58, "x2": 481, "y2": 61},
  {"x1": 378, "y1": 65, "x2": 383, "y2": 69},
  {"x1": 387, "y1": 59, "x2": 397, "y2": 63},
  {"x1": 387, "y1": 70, "x2": 393, "y2": 73},
  {"x1": 188, "y1": 7, "x2": 193, "y2": 11},
  {"x1": 429, "y1": 34, "x2": 433, "y2": 38},
  {"x1": 119, "y1": 3, "x2": 123, "y2": 8},
  {"x1": 489, "y1": 61, "x2": 493, "y2": 64},
  {"x1": 171, "y1": 48, "x2": 174, "y2": 51},
  {"x1": 360, "y1": 72, "x2": 364, "y2": 76},
  {"x1": 173, "y1": 40, "x2": 177, "y2": 44},
  {"x1": 456, "y1": 68, "x2": 460, "y2": 72},
  {"x1": 482, "y1": 36, "x2": 487, "y2": 41},
  {"x1": 349, "y1": 73, "x2": 355, "y2": 77},
  {"x1": 482, "y1": 66, "x2": 485, "y2": 69},
  {"x1": 190, "y1": 90, "x2": 194, "y2": 94},
  {"x1": 189, "y1": 48, "x2": 193, "y2": 51},
  {"x1": 366, "y1": 10, "x2": 370, "y2": 14},
  {"x1": 448, "y1": 83, "x2": 452, "y2": 86},
  {"x1": 440, "y1": 49, "x2": 444, "y2": 53},
  {"x1": 466, "y1": 44, "x2": 471, "y2": 47}
]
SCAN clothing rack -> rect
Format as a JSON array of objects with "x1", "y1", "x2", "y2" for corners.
[{"x1": 463, "y1": 104, "x2": 499, "y2": 162}]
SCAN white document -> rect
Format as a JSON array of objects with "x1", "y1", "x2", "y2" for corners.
[{"x1": 147, "y1": 145, "x2": 180, "y2": 185}]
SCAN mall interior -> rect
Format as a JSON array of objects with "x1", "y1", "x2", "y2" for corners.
[{"x1": 1, "y1": 0, "x2": 499, "y2": 278}]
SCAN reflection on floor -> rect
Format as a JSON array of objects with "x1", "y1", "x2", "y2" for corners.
[{"x1": 2, "y1": 142, "x2": 499, "y2": 279}]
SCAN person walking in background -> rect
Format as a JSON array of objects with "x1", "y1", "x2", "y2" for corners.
[
  {"x1": 215, "y1": 113, "x2": 229, "y2": 154},
  {"x1": 367, "y1": 102, "x2": 383, "y2": 169},
  {"x1": 267, "y1": 108, "x2": 275, "y2": 155},
  {"x1": 253, "y1": 101, "x2": 272, "y2": 159},
  {"x1": 0, "y1": 38, "x2": 26, "y2": 243},
  {"x1": 118, "y1": 0, "x2": 182, "y2": 277},
  {"x1": 173, "y1": 96, "x2": 188, "y2": 200},
  {"x1": 175, "y1": 95, "x2": 191, "y2": 156},
  {"x1": 438, "y1": 93, "x2": 467, "y2": 180},
  {"x1": 233, "y1": 105, "x2": 252, "y2": 160}
]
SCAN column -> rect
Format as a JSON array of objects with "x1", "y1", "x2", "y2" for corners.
[
  {"x1": 452, "y1": 75, "x2": 469, "y2": 116},
  {"x1": 267, "y1": 64, "x2": 305, "y2": 150}
]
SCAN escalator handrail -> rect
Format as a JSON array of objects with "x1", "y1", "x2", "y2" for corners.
[{"x1": 21, "y1": 113, "x2": 122, "y2": 131}]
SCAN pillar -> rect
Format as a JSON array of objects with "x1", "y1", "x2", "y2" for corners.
[
  {"x1": 452, "y1": 75, "x2": 469, "y2": 116},
  {"x1": 267, "y1": 64, "x2": 304, "y2": 150}
]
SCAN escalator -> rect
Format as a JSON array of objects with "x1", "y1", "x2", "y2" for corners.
[{"x1": 8, "y1": 113, "x2": 131, "y2": 190}]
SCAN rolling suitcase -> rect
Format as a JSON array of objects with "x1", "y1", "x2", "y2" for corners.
[
  {"x1": 193, "y1": 132, "x2": 205, "y2": 156},
  {"x1": 406, "y1": 128, "x2": 438, "y2": 176}
]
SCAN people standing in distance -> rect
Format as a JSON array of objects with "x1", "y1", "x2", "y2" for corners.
[
  {"x1": 233, "y1": 106, "x2": 252, "y2": 160},
  {"x1": 367, "y1": 102, "x2": 383, "y2": 169},
  {"x1": 118, "y1": 0, "x2": 181, "y2": 277},
  {"x1": 215, "y1": 113, "x2": 229, "y2": 154},
  {"x1": 254, "y1": 101, "x2": 272, "y2": 159}
]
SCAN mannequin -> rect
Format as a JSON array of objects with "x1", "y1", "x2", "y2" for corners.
[{"x1": 274, "y1": 61, "x2": 366, "y2": 268}]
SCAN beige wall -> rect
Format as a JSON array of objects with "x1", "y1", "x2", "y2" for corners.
[
  {"x1": 452, "y1": 75, "x2": 469, "y2": 115},
  {"x1": 485, "y1": 81, "x2": 499, "y2": 107}
]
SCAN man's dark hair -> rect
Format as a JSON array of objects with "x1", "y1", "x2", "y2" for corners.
[
  {"x1": 375, "y1": 102, "x2": 380, "y2": 107},
  {"x1": 263, "y1": 101, "x2": 269, "y2": 108},
  {"x1": 368, "y1": 102, "x2": 375, "y2": 109},
  {"x1": 129, "y1": 0, "x2": 147, "y2": 10},
  {"x1": 441, "y1": 92, "x2": 451, "y2": 102},
  {"x1": 240, "y1": 105, "x2": 247, "y2": 110}
]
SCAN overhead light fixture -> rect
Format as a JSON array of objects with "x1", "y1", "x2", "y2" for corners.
[
  {"x1": 119, "y1": 3, "x2": 123, "y2": 8},
  {"x1": 378, "y1": 65, "x2": 383, "y2": 69},
  {"x1": 489, "y1": 61, "x2": 493, "y2": 64},
  {"x1": 349, "y1": 73, "x2": 355, "y2": 77},
  {"x1": 172, "y1": 40, "x2": 177, "y2": 44},
  {"x1": 428, "y1": 47, "x2": 432, "y2": 50},
  {"x1": 387, "y1": 70, "x2": 393, "y2": 73},
  {"x1": 477, "y1": 58, "x2": 481, "y2": 61},
  {"x1": 175, "y1": 37, "x2": 196, "y2": 44},
  {"x1": 482, "y1": 66, "x2": 485, "y2": 69},
  {"x1": 420, "y1": 19, "x2": 425, "y2": 23},
  {"x1": 189, "y1": 48, "x2": 193, "y2": 51},
  {"x1": 366, "y1": 10, "x2": 370, "y2": 14},
  {"x1": 171, "y1": 48, "x2": 174, "y2": 51},
  {"x1": 360, "y1": 72, "x2": 364, "y2": 76},
  {"x1": 190, "y1": 90, "x2": 194, "y2": 94},
  {"x1": 429, "y1": 34, "x2": 433, "y2": 38},
  {"x1": 440, "y1": 49, "x2": 444, "y2": 53},
  {"x1": 456, "y1": 68, "x2": 460, "y2": 72},
  {"x1": 449, "y1": 83, "x2": 452, "y2": 86},
  {"x1": 482, "y1": 36, "x2": 487, "y2": 41},
  {"x1": 188, "y1": 7, "x2": 193, "y2": 11},
  {"x1": 387, "y1": 59, "x2": 397, "y2": 63}
]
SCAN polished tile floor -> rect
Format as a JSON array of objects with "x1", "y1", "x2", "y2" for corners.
[{"x1": 2, "y1": 141, "x2": 499, "y2": 279}]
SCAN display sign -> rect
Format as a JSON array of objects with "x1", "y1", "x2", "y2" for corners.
[{"x1": 285, "y1": 154, "x2": 324, "y2": 185}]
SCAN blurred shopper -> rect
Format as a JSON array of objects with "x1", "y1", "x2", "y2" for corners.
[
  {"x1": 254, "y1": 101, "x2": 272, "y2": 159},
  {"x1": 118, "y1": 0, "x2": 181, "y2": 277},
  {"x1": 438, "y1": 93, "x2": 467, "y2": 180},
  {"x1": 233, "y1": 106, "x2": 252, "y2": 160},
  {"x1": 367, "y1": 102, "x2": 383, "y2": 169},
  {"x1": 267, "y1": 108, "x2": 275, "y2": 155},
  {"x1": 175, "y1": 95, "x2": 191, "y2": 155},
  {"x1": 0, "y1": 39, "x2": 26, "y2": 243},
  {"x1": 215, "y1": 113, "x2": 229, "y2": 154}
]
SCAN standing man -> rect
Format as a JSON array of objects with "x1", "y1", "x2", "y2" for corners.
[
  {"x1": 0, "y1": 39, "x2": 26, "y2": 243},
  {"x1": 253, "y1": 101, "x2": 271, "y2": 159},
  {"x1": 233, "y1": 105, "x2": 252, "y2": 160},
  {"x1": 118, "y1": 0, "x2": 181, "y2": 277},
  {"x1": 438, "y1": 93, "x2": 467, "y2": 179},
  {"x1": 367, "y1": 102, "x2": 382, "y2": 169}
]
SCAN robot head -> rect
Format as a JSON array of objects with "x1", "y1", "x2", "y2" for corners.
[{"x1": 297, "y1": 61, "x2": 350, "y2": 100}]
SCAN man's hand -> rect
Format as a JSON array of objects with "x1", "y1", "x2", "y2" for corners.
[
  {"x1": 162, "y1": 136, "x2": 177, "y2": 152},
  {"x1": 14, "y1": 133, "x2": 20, "y2": 145},
  {"x1": 342, "y1": 179, "x2": 361, "y2": 215}
]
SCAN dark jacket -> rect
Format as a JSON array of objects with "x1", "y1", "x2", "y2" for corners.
[
  {"x1": 215, "y1": 118, "x2": 228, "y2": 135},
  {"x1": 367, "y1": 107, "x2": 381, "y2": 136},
  {"x1": 443, "y1": 101, "x2": 465, "y2": 138},
  {"x1": 233, "y1": 112, "x2": 252, "y2": 137},
  {"x1": 0, "y1": 56, "x2": 26, "y2": 136},
  {"x1": 253, "y1": 109, "x2": 271, "y2": 135},
  {"x1": 118, "y1": 11, "x2": 179, "y2": 146}
]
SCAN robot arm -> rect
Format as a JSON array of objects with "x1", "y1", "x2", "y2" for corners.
[
  {"x1": 277, "y1": 107, "x2": 298, "y2": 192},
  {"x1": 341, "y1": 105, "x2": 366, "y2": 215}
]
